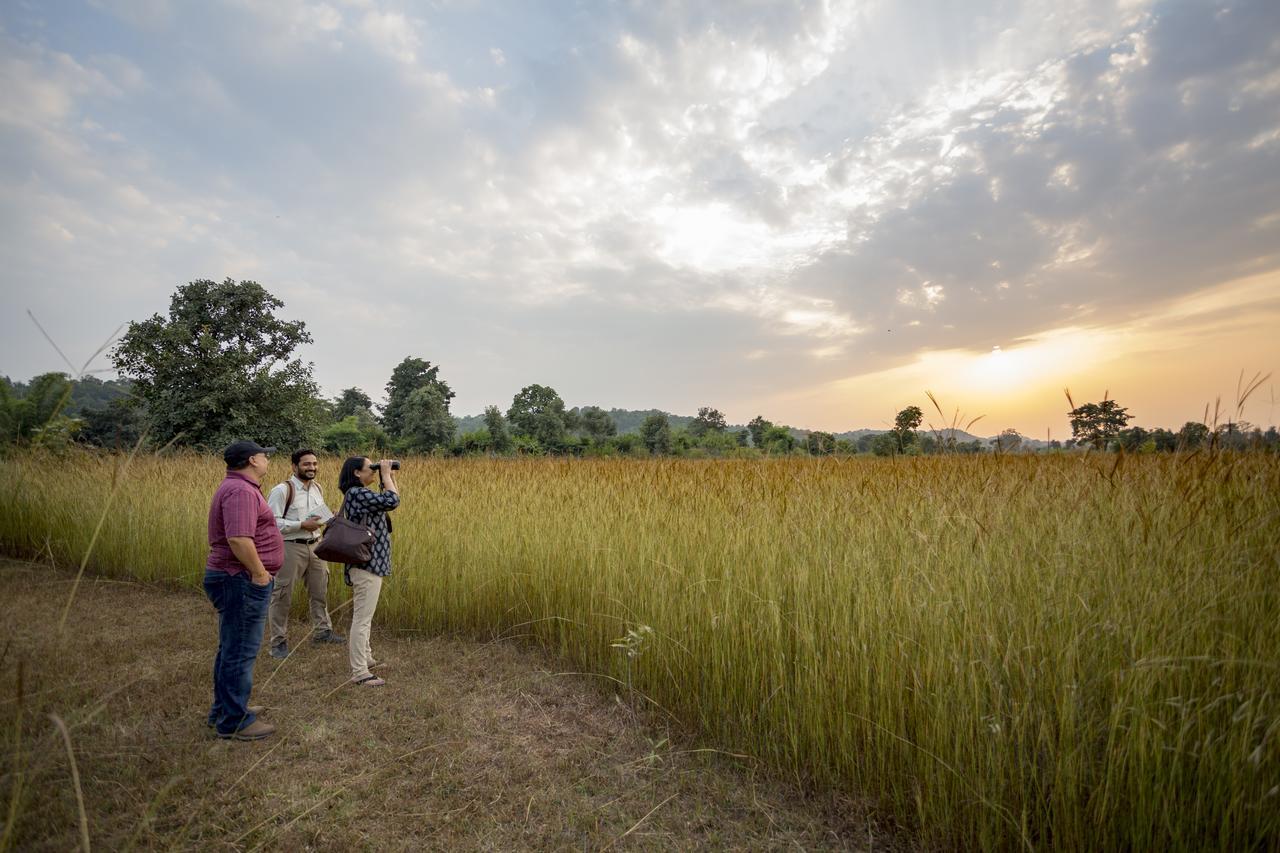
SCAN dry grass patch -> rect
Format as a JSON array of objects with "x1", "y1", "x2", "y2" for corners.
[{"x1": 0, "y1": 559, "x2": 901, "y2": 851}]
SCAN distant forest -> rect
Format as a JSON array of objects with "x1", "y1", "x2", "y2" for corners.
[{"x1": 3, "y1": 279, "x2": 1275, "y2": 456}]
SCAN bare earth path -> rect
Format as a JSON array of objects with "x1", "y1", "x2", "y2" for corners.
[{"x1": 0, "y1": 559, "x2": 905, "y2": 851}]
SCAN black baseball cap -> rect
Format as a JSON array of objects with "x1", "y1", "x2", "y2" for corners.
[{"x1": 223, "y1": 440, "x2": 276, "y2": 468}]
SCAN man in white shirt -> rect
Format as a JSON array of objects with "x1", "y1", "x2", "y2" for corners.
[{"x1": 265, "y1": 449, "x2": 344, "y2": 659}]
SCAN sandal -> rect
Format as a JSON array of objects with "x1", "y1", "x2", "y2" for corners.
[{"x1": 354, "y1": 674, "x2": 385, "y2": 687}]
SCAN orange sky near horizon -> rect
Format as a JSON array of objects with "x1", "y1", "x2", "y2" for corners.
[{"x1": 768, "y1": 270, "x2": 1280, "y2": 438}]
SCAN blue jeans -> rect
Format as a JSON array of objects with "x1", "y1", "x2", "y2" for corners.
[{"x1": 203, "y1": 570, "x2": 273, "y2": 734}]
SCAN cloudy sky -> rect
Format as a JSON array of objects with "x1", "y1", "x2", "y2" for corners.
[{"x1": 2, "y1": 0, "x2": 1278, "y2": 436}]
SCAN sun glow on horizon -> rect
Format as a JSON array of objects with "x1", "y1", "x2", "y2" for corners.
[{"x1": 760, "y1": 271, "x2": 1280, "y2": 435}]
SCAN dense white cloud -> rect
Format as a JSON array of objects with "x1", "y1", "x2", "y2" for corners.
[{"x1": 1, "y1": 0, "x2": 1277, "y2": 430}]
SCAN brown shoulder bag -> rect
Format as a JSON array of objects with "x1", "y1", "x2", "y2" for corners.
[{"x1": 314, "y1": 495, "x2": 374, "y2": 565}]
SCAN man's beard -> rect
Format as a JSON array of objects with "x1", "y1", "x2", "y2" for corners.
[{"x1": 298, "y1": 470, "x2": 317, "y2": 481}]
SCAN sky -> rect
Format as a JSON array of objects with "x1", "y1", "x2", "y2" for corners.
[{"x1": 1, "y1": 0, "x2": 1278, "y2": 437}]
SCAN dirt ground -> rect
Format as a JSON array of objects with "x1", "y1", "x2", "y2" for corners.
[{"x1": 0, "y1": 558, "x2": 910, "y2": 851}]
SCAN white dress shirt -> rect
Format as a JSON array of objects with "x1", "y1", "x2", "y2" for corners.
[{"x1": 267, "y1": 475, "x2": 332, "y2": 541}]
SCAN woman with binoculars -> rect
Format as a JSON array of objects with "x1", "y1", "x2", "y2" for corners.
[{"x1": 336, "y1": 457, "x2": 401, "y2": 686}]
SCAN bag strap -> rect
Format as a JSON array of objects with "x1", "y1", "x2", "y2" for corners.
[{"x1": 284, "y1": 480, "x2": 295, "y2": 517}]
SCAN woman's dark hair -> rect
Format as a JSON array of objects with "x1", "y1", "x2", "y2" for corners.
[{"x1": 338, "y1": 457, "x2": 367, "y2": 494}]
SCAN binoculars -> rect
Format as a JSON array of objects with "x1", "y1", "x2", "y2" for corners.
[{"x1": 370, "y1": 461, "x2": 401, "y2": 471}]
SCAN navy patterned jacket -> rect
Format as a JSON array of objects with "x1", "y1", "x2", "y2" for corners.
[{"x1": 340, "y1": 486, "x2": 401, "y2": 581}]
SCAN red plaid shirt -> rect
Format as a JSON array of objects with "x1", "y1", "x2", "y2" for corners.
[{"x1": 206, "y1": 471, "x2": 285, "y2": 575}]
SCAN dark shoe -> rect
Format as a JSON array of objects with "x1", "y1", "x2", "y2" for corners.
[
  {"x1": 206, "y1": 705, "x2": 264, "y2": 728},
  {"x1": 312, "y1": 629, "x2": 345, "y2": 644},
  {"x1": 218, "y1": 719, "x2": 275, "y2": 741},
  {"x1": 269, "y1": 642, "x2": 288, "y2": 659}
]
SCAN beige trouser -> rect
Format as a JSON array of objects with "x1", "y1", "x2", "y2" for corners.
[
  {"x1": 267, "y1": 541, "x2": 333, "y2": 647},
  {"x1": 348, "y1": 567, "x2": 383, "y2": 681}
]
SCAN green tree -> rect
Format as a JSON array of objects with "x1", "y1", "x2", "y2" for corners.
[
  {"x1": 1116, "y1": 426, "x2": 1149, "y2": 452},
  {"x1": 483, "y1": 405, "x2": 512, "y2": 452},
  {"x1": 320, "y1": 416, "x2": 367, "y2": 454},
  {"x1": 893, "y1": 405, "x2": 923, "y2": 453},
  {"x1": 1068, "y1": 399, "x2": 1132, "y2": 450},
  {"x1": 611, "y1": 433, "x2": 643, "y2": 456},
  {"x1": 806, "y1": 431, "x2": 836, "y2": 455},
  {"x1": 332, "y1": 387, "x2": 375, "y2": 421},
  {"x1": 78, "y1": 399, "x2": 145, "y2": 449},
  {"x1": 1149, "y1": 428, "x2": 1177, "y2": 452},
  {"x1": 507, "y1": 384, "x2": 568, "y2": 451},
  {"x1": 639, "y1": 413, "x2": 671, "y2": 455},
  {"x1": 669, "y1": 427, "x2": 695, "y2": 456},
  {"x1": 690, "y1": 406, "x2": 727, "y2": 438},
  {"x1": 994, "y1": 428, "x2": 1023, "y2": 452},
  {"x1": 698, "y1": 430, "x2": 740, "y2": 456},
  {"x1": 382, "y1": 357, "x2": 455, "y2": 440},
  {"x1": 762, "y1": 425, "x2": 797, "y2": 455},
  {"x1": 871, "y1": 432, "x2": 899, "y2": 456},
  {"x1": 111, "y1": 279, "x2": 322, "y2": 449},
  {"x1": 320, "y1": 411, "x2": 385, "y2": 454},
  {"x1": 0, "y1": 372, "x2": 75, "y2": 444},
  {"x1": 747, "y1": 415, "x2": 773, "y2": 448},
  {"x1": 1177, "y1": 421, "x2": 1210, "y2": 449},
  {"x1": 578, "y1": 406, "x2": 617, "y2": 444},
  {"x1": 454, "y1": 428, "x2": 493, "y2": 455},
  {"x1": 400, "y1": 385, "x2": 456, "y2": 453}
]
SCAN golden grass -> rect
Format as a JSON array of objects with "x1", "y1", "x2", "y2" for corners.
[{"x1": 2, "y1": 449, "x2": 1278, "y2": 850}]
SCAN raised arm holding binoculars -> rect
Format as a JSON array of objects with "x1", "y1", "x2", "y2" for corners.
[{"x1": 336, "y1": 456, "x2": 402, "y2": 686}]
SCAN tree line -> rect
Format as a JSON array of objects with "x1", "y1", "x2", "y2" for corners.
[{"x1": 3, "y1": 279, "x2": 1275, "y2": 456}]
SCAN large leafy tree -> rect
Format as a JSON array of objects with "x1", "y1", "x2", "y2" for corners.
[
  {"x1": 994, "y1": 428, "x2": 1023, "y2": 452},
  {"x1": 747, "y1": 415, "x2": 773, "y2": 448},
  {"x1": 507, "y1": 384, "x2": 568, "y2": 451},
  {"x1": 483, "y1": 405, "x2": 512, "y2": 452},
  {"x1": 382, "y1": 357, "x2": 455, "y2": 440},
  {"x1": 578, "y1": 406, "x2": 617, "y2": 443},
  {"x1": 762, "y1": 425, "x2": 797, "y2": 455},
  {"x1": 1177, "y1": 421, "x2": 1210, "y2": 449},
  {"x1": 893, "y1": 405, "x2": 923, "y2": 452},
  {"x1": 332, "y1": 387, "x2": 375, "y2": 421},
  {"x1": 639, "y1": 413, "x2": 671, "y2": 455},
  {"x1": 111, "y1": 279, "x2": 322, "y2": 449},
  {"x1": 400, "y1": 385, "x2": 455, "y2": 452},
  {"x1": 806, "y1": 430, "x2": 836, "y2": 455},
  {"x1": 1068, "y1": 399, "x2": 1132, "y2": 450},
  {"x1": 690, "y1": 406, "x2": 727, "y2": 438}
]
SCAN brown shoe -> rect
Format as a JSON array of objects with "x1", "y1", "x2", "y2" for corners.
[
  {"x1": 219, "y1": 719, "x2": 275, "y2": 741},
  {"x1": 206, "y1": 705, "x2": 265, "y2": 728}
]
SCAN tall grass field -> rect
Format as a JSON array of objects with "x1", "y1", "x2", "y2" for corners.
[{"x1": 2, "y1": 450, "x2": 1277, "y2": 850}]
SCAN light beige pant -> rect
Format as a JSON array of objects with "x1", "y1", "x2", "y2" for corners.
[
  {"x1": 267, "y1": 541, "x2": 333, "y2": 647},
  {"x1": 348, "y1": 567, "x2": 383, "y2": 680}
]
